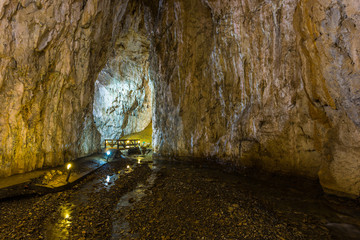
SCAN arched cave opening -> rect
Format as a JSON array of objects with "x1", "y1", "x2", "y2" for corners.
[{"x1": 93, "y1": 4, "x2": 153, "y2": 149}]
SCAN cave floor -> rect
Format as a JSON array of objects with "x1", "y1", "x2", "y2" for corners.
[{"x1": 0, "y1": 153, "x2": 360, "y2": 240}]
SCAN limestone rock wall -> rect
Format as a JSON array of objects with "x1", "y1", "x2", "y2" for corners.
[
  {"x1": 0, "y1": 0, "x2": 130, "y2": 176},
  {"x1": 93, "y1": 4, "x2": 152, "y2": 144},
  {"x1": 0, "y1": 0, "x2": 359, "y2": 198},
  {"x1": 149, "y1": 0, "x2": 360, "y2": 197}
]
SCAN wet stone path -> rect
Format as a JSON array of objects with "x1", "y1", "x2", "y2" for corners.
[{"x1": 1, "y1": 154, "x2": 360, "y2": 239}]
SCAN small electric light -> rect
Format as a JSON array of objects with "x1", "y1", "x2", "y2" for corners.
[
  {"x1": 138, "y1": 141, "x2": 140, "y2": 144},
  {"x1": 66, "y1": 163, "x2": 72, "y2": 182},
  {"x1": 127, "y1": 165, "x2": 130, "y2": 169},
  {"x1": 106, "y1": 150, "x2": 111, "y2": 162},
  {"x1": 65, "y1": 213, "x2": 70, "y2": 219},
  {"x1": 106, "y1": 176, "x2": 110, "y2": 183},
  {"x1": 138, "y1": 159, "x2": 141, "y2": 164}
]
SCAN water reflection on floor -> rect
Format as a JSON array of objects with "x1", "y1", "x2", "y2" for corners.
[
  {"x1": 42, "y1": 155, "x2": 154, "y2": 240},
  {"x1": 111, "y1": 163, "x2": 159, "y2": 239},
  {"x1": 42, "y1": 155, "x2": 360, "y2": 239},
  {"x1": 44, "y1": 203, "x2": 75, "y2": 239}
]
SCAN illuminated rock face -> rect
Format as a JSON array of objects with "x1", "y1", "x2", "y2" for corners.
[
  {"x1": 93, "y1": 9, "x2": 152, "y2": 144},
  {"x1": 150, "y1": 0, "x2": 360, "y2": 197},
  {"x1": 0, "y1": 0, "x2": 359, "y2": 198},
  {"x1": 0, "y1": 0, "x2": 134, "y2": 176}
]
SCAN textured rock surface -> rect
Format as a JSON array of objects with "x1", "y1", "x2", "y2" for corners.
[
  {"x1": 93, "y1": 7, "x2": 152, "y2": 144},
  {"x1": 0, "y1": 0, "x2": 130, "y2": 176},
  {"x1": 149, "y1": 0, "x2": 360, "y2": 197},
  {"x1": 0, "y1": 0, "x2": 359, "y2": 198}
]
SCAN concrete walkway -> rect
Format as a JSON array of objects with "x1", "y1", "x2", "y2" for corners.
[
  {"x1": 0, "y1": 169, "x2": 46, "y2": 190},
  {"x1": 0, "y1": 149, "x2": 117, "y2": 200}
]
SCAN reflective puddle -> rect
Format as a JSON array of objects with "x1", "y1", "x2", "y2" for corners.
[
  {"x1": 111, "y1": 164, "x2": 159, "y2": 239},
  {"x1": 41, "y1": 156, "x2": 360, "y2": 240},
  {"x1": 43, "y1": 156, "x2": 153, "y2": 240},
  {"x1": 44, "y1": 203, "x2": 75, "y2": 239}
]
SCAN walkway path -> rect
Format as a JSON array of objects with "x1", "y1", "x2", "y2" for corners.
[{"x1": 0, "y1": 150, "x2": 117, "y2": 200}]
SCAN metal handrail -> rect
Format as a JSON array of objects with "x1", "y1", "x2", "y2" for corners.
[{"x1": 104, "y1": 139, "x2": 141, "y2": 149}]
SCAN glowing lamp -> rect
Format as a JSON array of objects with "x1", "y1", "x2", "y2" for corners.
[
  {"x1": 66, "y1": 163, "x2": 72, "y2": 182},
  {"x1": 106, "y1": 150, "x2": 111, "y2": 162},
  {"x1": 127, "y1": 165, "x2": 130, "y2": 169}
]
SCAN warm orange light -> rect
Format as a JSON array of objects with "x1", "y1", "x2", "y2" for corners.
[{"x1": 67, "y1": 163, "x2": 72, "y2": 170}]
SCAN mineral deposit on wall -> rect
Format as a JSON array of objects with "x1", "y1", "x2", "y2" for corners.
[
  {"x1": 0, "y1": 0, "x2": 134, "y2": 176},
  {"x1": 0, "y1": 0, "x2": 359, "y2": 198},
  {"x1": 149, "y1": 0, "x2": 360, "y2": 197}
]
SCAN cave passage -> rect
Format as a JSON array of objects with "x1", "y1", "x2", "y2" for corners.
[
  {"x1": 92, "y1": 8, "x2": 153, "y2": 148},
  {"x1": 1, "y1": 0, "x2": 360, "y2": 239}
]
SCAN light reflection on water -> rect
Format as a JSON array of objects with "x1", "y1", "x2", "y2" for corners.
[
  {"x1": 61, "y1": 205, "x2": 72, "y2": 224},
  {"x1": 102, "y1": 174, "x2": 119, "y2": 190},
  {"x1": 43, "y1": 157, "x2": 149, "y2": 239},
  {"x1": 111, "y1": 162, "x2": 159, "y2": 239},
  {"x1": 45, "y1": 203, "x2": 74, "y2": 240},
  {"x1": 41, "y1": 155, "x2": 360, "y2": 240},
  {"x1": 137, "y1": 156, "x2": 144, "y2": 164}
]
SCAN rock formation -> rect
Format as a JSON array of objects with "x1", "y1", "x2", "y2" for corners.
[
  {"x1": 0, "y1": 0, "x2": 133, "y2": 176},
  {"x1": 0, "y1": 0, "x2": 359, "y2": 198},
  {"x1": 93, "y1": 5, "x2": 152, "y2": 144},
  {"x1": 150, "y1": 0, "x2": 360, "y2": 197}
]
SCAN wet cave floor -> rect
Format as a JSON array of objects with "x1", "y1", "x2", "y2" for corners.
[{"x1": 0, "y1": 153, "x2": 360, "y2": 240}]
